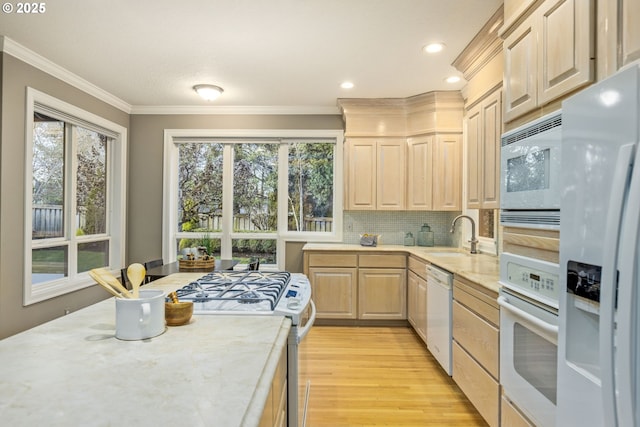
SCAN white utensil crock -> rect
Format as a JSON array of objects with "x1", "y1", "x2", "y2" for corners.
[{"x1": 115, "y1": 289, "x2": 166, "y2": 340}]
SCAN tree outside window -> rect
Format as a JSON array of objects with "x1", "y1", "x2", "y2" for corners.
[
  {"x1": 287, "y1": 141, "x2": 334, "y2": 232},
  {"x1": 172, "y1": 136, "x2": 340, "y2": 267},
  {"x1": 31, "y1": 113, "x2": 111, "y2": 284}
]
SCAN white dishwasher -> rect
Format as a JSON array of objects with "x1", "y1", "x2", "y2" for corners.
[{"x1": 426, "y1": 264, "x2": 453, "y2": 375}]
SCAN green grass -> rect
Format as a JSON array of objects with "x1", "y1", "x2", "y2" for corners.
[{"x1": 32, "y1": 249, "x2": 107, "y2": 273}]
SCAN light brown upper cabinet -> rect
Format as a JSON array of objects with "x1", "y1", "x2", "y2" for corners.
[
  {"x1": 502, "y1": 0, "x2": 594, "y2": 122},
  {"x1": 345, "y1": 139, "x2": 376, "y2": 210},
  {"x1": 407, "y1": 134, "x2": 461, "y2": 211},
  {"x1": 466, "y1": 90, "x2": 502, "y2": 209},
  {"x1": 433, "y1": 134, "x2": 462, "y2": 211},
  {"x1": 598, "y1": 0, "x2": 640, "y2": 79},
  {"x1": 406, "y1": 135, "x2": 434, "y2": 210},
  {"x1": 339, "y1": 94, "x2": 463, "y2": 211},
  {"x1": 618, "y1": 0, "x2": 640, "y2": 67},
  {"x1": 345, "y1": 138, "x2": 405, "y2": 210}
]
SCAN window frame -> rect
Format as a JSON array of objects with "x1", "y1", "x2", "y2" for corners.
[
  {"x1": 163, "y1": 129, "x2": 344, "y2": 269},
  {"x1": 24, "y1": 88, "x2": 127, "y2": 305}
]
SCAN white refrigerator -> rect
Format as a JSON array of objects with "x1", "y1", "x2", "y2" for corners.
[{"x1": 557, "y1": 62, "x2": 640, "y2": 426}]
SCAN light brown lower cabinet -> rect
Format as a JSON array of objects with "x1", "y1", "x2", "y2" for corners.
[
  {"x1": 452, "y1": 341, "x2": 500, "y2": 427},
  {"x1": 358, "y1": 268, "x2": 406, "y2": 320},
  {"x1": 306, "y1": 253, "x2": 358, "y2": 319},
  {"x1": 407, "y1": 270, "x2": 427, "y2": 342},
  {"x1": 501, "y1": 394, "x2": 534, "y2": 427},
  {"x1": 259, "y1": 344, "x2": 287, "y2": 427},
  {"x1": 304, "y1": 251, "x2": 407, "y2": 321},
  {"x1": 307, "y1": 267, "x2": 358, "y2": 319},
  {"x1": 407, "y1": 256, "x2": 428, "y2": 343},
  {"x1": 452, "y1": 276, "x2": 500, "y2": 427}
]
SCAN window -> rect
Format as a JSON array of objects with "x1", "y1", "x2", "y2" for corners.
[
  {"x1": 478, "y1": 209, "x2": 496, "y2": 239},
  {"x1": 25, "y1": 88, "x2": 127, "y2": 304},
  {"x1": 287, "y1": 141, "x2": 334, "y2": 232},
  {"x1": 163, "y1": 130, "x2": 343, "y2": 269}
]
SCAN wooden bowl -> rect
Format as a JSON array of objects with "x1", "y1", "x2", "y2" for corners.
[{"x1": 165, "y1": 301, "x2": 193, "y2": 326}]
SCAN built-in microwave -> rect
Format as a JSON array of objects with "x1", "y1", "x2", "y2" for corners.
[{"x1": 500, "y1": 111, "x2": 562, "y2": 229}]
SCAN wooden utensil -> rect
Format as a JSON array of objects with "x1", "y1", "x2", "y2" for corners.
[
  {"x1": 127, "y1": 263, "x2": 146, "y2": 299},
  {"x1": 93, "y1": 268, "x2": 133, "y2": 298},
  {"x1": 89, "y1": 269, "x2": 128, "y2": 298},
  {"x1": 168, "y1": 291, "x2": 180, "y2": 303},
  {"x1": 165, "y1": 301, "x2": 193, "y2": 326}
]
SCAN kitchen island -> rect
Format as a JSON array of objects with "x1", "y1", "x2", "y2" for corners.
[{"x1": 0, "y1": 273, "x2": 291, "y2": 427}]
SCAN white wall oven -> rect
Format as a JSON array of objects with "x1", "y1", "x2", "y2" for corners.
[
  {"x1": 500, "y1": 111, "x2": 562, "y2": 229},
  {"x1": 498, "y1": 253, "x2": 559, "y2": 427}
]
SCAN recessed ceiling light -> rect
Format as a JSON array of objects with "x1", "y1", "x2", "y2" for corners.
[
  {"x1": 193, "y1": 84, "x2": 224, "y2": 101},
  {"x1": 423, "y1": 43, "x2": 445, "y2": 54},
  {"x1": 445, "y1": 76, "x2": 461, "y2": 84},
  {"x1": 341, "y1": 81, "x2": 354, "y2": 89}
]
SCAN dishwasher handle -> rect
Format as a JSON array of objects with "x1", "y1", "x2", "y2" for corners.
[
  {"x1": 427, "y1": 275, "x2": 452, "y2": 290},
  {"x1": 426, "y1": 265, "x2": 453, "y2": 289}
]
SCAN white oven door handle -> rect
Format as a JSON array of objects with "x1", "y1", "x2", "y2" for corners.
[
  {"x1": 498, "y1": 295, "x2": 558, "y2": 342},
  {"x1": 297, "y1": 299, "x2": 316, "y2": 344}
]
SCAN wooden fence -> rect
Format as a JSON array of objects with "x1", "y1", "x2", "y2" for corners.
[
  {"x1": 33, "y1": 206, "x2": 334, "y2": 238},
  {"x1": 198, "y1": 214, "x2": 332, "y2": 232},
  {"x1": 32, "y1": 205, "x2": 64, "y2": 238},
  {"x1": 32, "y1": 205, "x2": 89, "y2": 238}
]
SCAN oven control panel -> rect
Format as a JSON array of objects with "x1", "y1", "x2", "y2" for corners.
[{"x1": 500, "y1": 252, "x2": 560, "y2": 308}]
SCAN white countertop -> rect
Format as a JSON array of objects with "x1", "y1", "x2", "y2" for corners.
[{"x1": 0, "y1": 273, "x2": 291, "y2": 427}]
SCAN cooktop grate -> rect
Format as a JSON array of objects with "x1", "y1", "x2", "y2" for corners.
[{"x1": 174, "y1": 271, "x2": 291, "y2": 311}]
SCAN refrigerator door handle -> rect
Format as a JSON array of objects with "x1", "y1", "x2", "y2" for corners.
[
  {"x1": 600, "y1": 143, "x2": 636, "y2": 426},
  {"x1": 615, "y1": 144, "x2": 640, "y2": 427}
]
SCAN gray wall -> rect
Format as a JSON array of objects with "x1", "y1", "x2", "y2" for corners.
[
  {"x1": 284, "y1": 241, "x2": 306, "y2": 273},
  {"x1": 0, "y1": 53, "x2": 130, "y2": 339},
  {"x1": 0, "y1": 51, "x2": 342, "y2": 338},
  {"x1": 127, "y1": 114, "x2": 343, "y2": 265}
]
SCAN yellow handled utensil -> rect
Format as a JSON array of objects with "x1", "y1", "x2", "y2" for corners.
[
  {"x1": 127, "y1": 263, "x2": 146, "y2": 299},
  {"x1": 89, "y1": 269, "x2": 129, "y2": 298},
  {"x1": 92, "y1": 268, "x2": 133, "y2": 298}
]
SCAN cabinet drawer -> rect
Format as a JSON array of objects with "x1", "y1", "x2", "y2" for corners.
[
  {"x1": 453, "y1": 278, "x2": 499, "y2": 326},
  {"x1": 452, "y1": 300, "x2": 499, "y2": 379},
  {"x1": 359, "y1": 254, "x2": 406, "y2": 268},
  {"x1": 501, "y1": 394, "x2": 534, "y2": 427},
  {"x1": 308, "y1": 253, "x2": 358, "y2": 267},
  {"x1": 407, "y1": 256, "x2": 428, "y2": 279},
  {"x1": 453, "y1": 342, "x2": 500, "y2": 427}
]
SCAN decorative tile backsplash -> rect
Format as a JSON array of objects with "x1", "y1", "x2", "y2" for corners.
[{"x1": 343, "y1": 211, "x2": 462, "y2": 246}]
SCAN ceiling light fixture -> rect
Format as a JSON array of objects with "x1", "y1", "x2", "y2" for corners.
[
  {"x1": 193, "y1": 84, "x2": 224, "y2": 101},
  {"x1": 445, "y1": 76, "x2": 461, "y2": 84},
  {"x1": 423, "y1": 43, "x2": 445, "y2": 54},
  {"x1": 341, "y1": 81, "x2": 354, "y2": 89}
]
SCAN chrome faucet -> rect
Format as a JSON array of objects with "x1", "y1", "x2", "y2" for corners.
[{"x1": 450, "y1": 215, "x2": 479, "y2": 254}]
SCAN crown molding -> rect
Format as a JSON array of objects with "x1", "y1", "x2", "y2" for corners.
[
  {"x1": 1, "y1": 36, "x2": 132, "y2": 113},
  {"x1": 129, "y1": 105, "x2": 341, "y2": 115},
  {"x1": 452, "y1": 5, "x2": 504, "y2": 81}
]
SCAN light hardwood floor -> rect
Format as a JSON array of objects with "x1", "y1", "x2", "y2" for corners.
[{"x1": 299, "y1": 326, "x2": 487, "y2": 426}]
